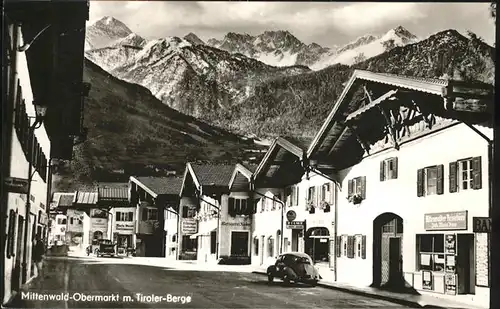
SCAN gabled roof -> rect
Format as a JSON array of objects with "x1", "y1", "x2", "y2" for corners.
[
  {"x1": 254, "y1": 137, "x2": 304, "y2": 179},
  {"x1": 228, "y1": 164, "x2": 253, "y2": 190},
  {"x1": 307, "y1": 69, "x2": 494, "y2": 158},
  {"x1": 98, "y1": 187, "x2": 128, "y2": 201},
  {"x1": 130, "y1": 176, "x2": 183, "y2": 198},
  {"x1": 189, "y1": 163, "x2": 236, "y2": 187},
  {"x1": 74, "y1": 191, "x2": 98, "y2": 205}
]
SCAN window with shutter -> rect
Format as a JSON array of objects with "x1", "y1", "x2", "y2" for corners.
[
  {"x1": 436, "y1": 164, "x2": 444, "y2": 195},
  {"x1": 347, "y1": 236, "x2": 355, "y2": 258},
  {"x1": 335, "y1": 236, "x2": 341, "y2": 257},
  {"x1": 228, "y1": 198, "x2": 235, "y2": 216},
  {"x1": 348, "y1": 179, "x2": 353, "y2": 197},
  {"x1": 361, "y1": 235, "x2": 366, "y2": 259},
  {"x1": 449, "y1": 161, "x2": 458, "y2": 193},
  {"x1": 360, "y1": 176, "x2": 366, "y2": 199},
  {"x1": 380, "y1": 160, "x2": 386, "y2": 181},
  {"x1": 142, "y1": 208, "x2": 148, "y2": 220},
  {"x1": 417, "y1": 168, "x2": 424, "y2": 197},
  {"x1": 392, "y1": 157, "x2": 398, "y2": 179},
  {"x1": 472, "y1": 156, "x2": 482, "y2": 190}
]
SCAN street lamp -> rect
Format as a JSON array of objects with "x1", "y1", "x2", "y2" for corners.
[{"x1": 21, "y1": 104, "x2": 47, "y2": 283}]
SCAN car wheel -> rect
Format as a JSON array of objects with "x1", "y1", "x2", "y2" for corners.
[
  {"x1": 283, "y1": 275, "x2": 290, "y2": 284},
  {"x1": 311, "y1": 280, "x2": 318, "y2": 287},
  {"x1": 267, "y1": 273, "x2": 274, "y2": 283}
]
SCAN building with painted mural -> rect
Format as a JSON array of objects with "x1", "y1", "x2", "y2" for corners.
[
  {"x1": 98, "y1": 186, "x2": 131, "y2": 253},
  {"x1": 306, "y1": 70, "x2": 493, "y2": 307},
  {"x1": 182, "y1": 163, "x2": 255, "y2": 264},
  {"x1": 129, "y1": 176, "x2": 183, "y2": 257},
  {"x1": 251, "y1": 137, "x2": 337, "y2": 277},
  {"x1": 66, "y1": 209, "x2": 90, "y2": 248},
  {"x1": 2, "y1": 1, "x2": 89, "y2": 305}
]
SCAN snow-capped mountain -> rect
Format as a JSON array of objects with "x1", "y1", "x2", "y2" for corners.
[
  {"x1": 85, "y1": 18, "x2": 309, "y2": 124},
  {"x1": 207, "y1": 30, "x2": 332, "y2": 67},
  {"x1": 184, "y1": 33, "x2": 205, "y2": 45},
  {"x1": 85, "y1": 16, "x2": 133, "y2": 50},
  {"x1": 312, "y1": 26, "x2": 419, "y2": 69}
]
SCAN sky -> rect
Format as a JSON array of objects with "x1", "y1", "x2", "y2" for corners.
[{"x1": 88, "y1": 1, "x2": 496, "y2": 47}]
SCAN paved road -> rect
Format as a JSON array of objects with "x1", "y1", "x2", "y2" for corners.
[{"x1": 9, "y1": 256, "x2": 411, "y2": 308}]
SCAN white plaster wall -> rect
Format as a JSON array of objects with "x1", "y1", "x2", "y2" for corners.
[{"x1": 336, "y1": 123, "x2": 492, "y2": 291}]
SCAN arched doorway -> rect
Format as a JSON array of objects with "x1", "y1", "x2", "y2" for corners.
[
  {"x1": 305, "y1": 227, "x2": 330, "y2": 263},
  {"x1": 372, "y1": 213, "x2": 404, "y2": 288}
]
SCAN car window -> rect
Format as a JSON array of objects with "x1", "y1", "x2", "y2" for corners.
[{"x1": 296, "y1": 257, "x2": 311, "y2": 264}]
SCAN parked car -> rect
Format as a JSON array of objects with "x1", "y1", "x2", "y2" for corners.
[{"x1": 266, "y1": 252, "x2": 321, "y2": 286}]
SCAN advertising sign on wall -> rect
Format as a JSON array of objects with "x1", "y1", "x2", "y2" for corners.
[
  {"x1": 92, "y1": 218, "x2": 108, "y2": 229},
  {"x1": 445, "y1": 273, "x2": 457, "y2": 295},
  {"x1": 445, "y1": 234, "x2": 456, "y2": 254},
  {"x1": 116, "y1": 222, "x2": 135, "y2": 233},
  {"x1": 424, "y1": 211, "x2": 467, "y2": 231},
  {"x1": 181, "y1": 218, "x2": 197, "y2": 235},
  {"x1": 422, "y1": 270, "x2": 433, "y2": 290}
]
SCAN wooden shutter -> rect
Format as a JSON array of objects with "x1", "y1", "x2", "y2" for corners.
[
  {"x1": 417, "y1": 169, "x2": 424, "y2": 197},
  {"x1": 472, "y1": 156, "x2": 482, "y2": 190},
  {"x1": 142, "y1": 208, "x2": 148, "y2": 220},
  {"x1": 380, "y1": 160, "x2": 386, "y2": 181},
  {"x1": 335, "y1": 236, "x2": 341, "y2": 257},
  {"x1": 361, "y1": 235, "x2": 367, "y2": 259},
  {"x1": 360, "y1": 176, "x2": 366, "y2": 199},
  {"x1": 436, "y1": 164, "x2": 444, "y2": 195},
  {"x1": 449, "y1": 161, "x2": 458, "y2": 193},
  {"x1": 228, "y1": 197, "x2": 235, "y2": 215},
  {"x1": 347, "y1": 236, "x2": 354, "y2": 258},
  {"x1": 392, "y1": 157, "x2": 398, "y2": 179},
  {"x1": 348, "y1": 179, "x2": 353, "y2": 197}
]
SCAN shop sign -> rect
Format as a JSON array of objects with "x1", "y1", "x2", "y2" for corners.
[
  {"x1": 286, "y1": 210, "x2": 296, "y2": 221},
  {"x1": 4, "y1": 177, "x2": 29, "y2": 194},
  {"x1": 472, "y1": 217, "x2": 491, "y2": 233},
  {"x1": 92, "y1": 218, "x2": 108, "y2": 228},
  {"x1": 116, "y1": 222, "x2": 135, "y2": 232},
  {"x1": 286, "y1": 221, "x2": 305, "y2": 229},
  {"x1": 221, "y1": 222, "x2": 251, "y2": 226},
  {"x1": 422, "y1": 270, "x2": 433, "y2": 290},
  {"x1": 424, "y1": 211, "x2": 467, "y2": 231},
  {"x1": 444, "y1": 273, "x2": 457, "y2": 295},
  {"x1": 181, "y1": 218, "x2": 197, "y2": 235},
  {"x1": 445, "y1": 234, "x2": 456, "y2": 254}
]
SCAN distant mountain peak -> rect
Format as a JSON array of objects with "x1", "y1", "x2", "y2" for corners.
[
  {"x1": 184, "y1": 33, "x2": 205, "y2": 45},
  {"x1": 91, "y1": 16, "x2": 132, "y2": 34},
  {"x1": 86, "y1": 16, "x2": 133, "y2": 50}
]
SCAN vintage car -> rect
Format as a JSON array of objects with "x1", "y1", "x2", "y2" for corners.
[
  {"x1": 97, "y1": 239, "x2": 117, "y2": 257},
  {"x1": 266, "y1": 252, "x2": 321, "y2": 286}
]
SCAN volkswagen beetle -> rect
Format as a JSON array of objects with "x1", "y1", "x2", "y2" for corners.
[{"x1": 266, "y1": 252, "x2": 321, "y2": 286}]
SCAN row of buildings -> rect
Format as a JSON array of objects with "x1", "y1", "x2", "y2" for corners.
[
  {"x1": 49, "y1": 71, "x2": 493, "y2": 306},
  {"x1": 2, "y1": 0, "x2": 90, "y2": 306}
]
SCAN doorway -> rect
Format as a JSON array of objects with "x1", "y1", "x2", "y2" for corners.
[
  {"x1": 457, "y1": 234, "x2": 475, "y2": 294},
  {"x1": 373, "y1": 213, "x2": 404, "y2": 288},
  {"x1": 291, "y1": 229, "x2": 299, "y2": 251}
]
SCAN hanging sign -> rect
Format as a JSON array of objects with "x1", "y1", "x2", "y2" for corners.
[
  {"x1": 472, "y1": 217, "x2": 492, "y2": 233},
  {"x1": 286, "y1": 221, "x2": 305, "y2": 229},
  {"x1": 286, "y1": 210, "x2": 297, "y2": 221},
  {"x1": 4, "y1": 177, "x2": 29, "y2": 194}
]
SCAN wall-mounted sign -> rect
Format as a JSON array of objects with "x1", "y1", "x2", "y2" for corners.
[
  {"x1": 116, "y1": 222, "x2": 135, "y2": 232},
  {"x1": 473, "y1": 217, "x2": 491, "y2": 233},
  {"x1": 424, "y1": 211, "x2": 467, "y2": 231},
  {"x1": 4, "y1": 177, "x2": 29, "y2": 194},
  {"x1": 91, "y1": 218, "x2": 108, "y2": 228},
  {"x1": 445, "y1": 234, "x2": 456, "y2": 254},
  {"x1": 475, "y1": 233, "x2": 490, "y2": 287},
  {"x1": 221, "y1": 222, "x2": 251, "y2": 226},
  {"x1": 38, "y1": 213, "x2": 48, "y2": 225},
  {"x1": 286, "y1": 221, "x2": 305, "y2": 229},
  {"x1": 286, "y1": 210, "x2": 297, "y2": 221},
  {"x1": 422, "y1": 270, "x2": 433, "y2": 290},
  {"x1": 444, "y1": 273, "x2": 457, "y2": 295},
  {"x1": 181, "y1": 218, "x2": 197, "y2": 235},
  {"x1": 445, "y1": 255, "x2": 456, "y2": 273}
]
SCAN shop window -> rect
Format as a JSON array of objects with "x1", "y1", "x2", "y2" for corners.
[
  {"x1": 417, "y1": 165, "x2": 444, "y2": 197},
  {"x1": 449, "y1": 157, "x2": 482, "y2": 193},
  {"x1": 117, "y1": 211, "x2": 133, "y2": 221},
  {"x1": 380, "y1": 157, "x2": 398, "y2": 181},
  {"x1": 142, "y1": 208, "x2": 158, "y2": 220},
  {"x1": 210, "y1": 231, "x2": 217, "y2": 254},
  {"x1": 182, "y1": 235, "x2": 197, "y2": 251},
  {"x1": 231, "y1": 232, "x2": 249, "y2": 256},
  {"x1": 417, "y1": 234, "x2": 447, "y2": 272}
]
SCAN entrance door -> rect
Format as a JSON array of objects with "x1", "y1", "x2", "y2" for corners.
[
  {"x1": 389, "y1": 237, "x2": 402, "y2": 284},
  {"x1": 291, "y1": 230, "x2": 299, "y2": 251},
  {"x1": 457, "y1": 234, "x2": 475, "y2": 294}
]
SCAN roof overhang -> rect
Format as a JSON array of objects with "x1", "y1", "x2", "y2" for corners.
[
  {"x1": 307, "y1": 70, "x2": 494, "y2": 159},
  {"x1": 130, "y1": 176, "x2": 158, "y2": 198},
  {"x1": 228, "y1": 164, "x2": 253, "y2": 190}
]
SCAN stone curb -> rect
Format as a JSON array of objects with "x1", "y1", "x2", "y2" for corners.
[{"x1": 251, "y1": 271, "x2": 441, "y2": 308}]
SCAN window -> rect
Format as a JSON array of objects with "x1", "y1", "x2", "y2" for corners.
[
  {"x1": 57, "y1": 218, "x2": 67, "y2": 225},
  {"x1": 182, "y1": 206, "x2": 195, "y2": 218},
  {"x1": 6, "y1": 210, "x2": 17, "y2": 259},
  {"x1": 268, "y1": 236, "x2": 274, "y2": 257},
  {"x1": 253, "y1": 237, "x2": 259, "y2": 255},
  {"x1": 70, "y1": 218, "x2": 74, "y2": 225},
  {"x1": 307, "y1": 187, "x2": 316, "y2": 204},
  {"x1": 91, "y1": 209, "x2": 108, "y2": 218},
  {"x1": 228, "y1": 198, "x2": 249, "y2": 216},
  {"x1": 380, "y1": 157, "x2": 398, "y2": 181},
  {"x1": 347, "y1": 176, "x2": 366, "y2": 203},
  {"x1": 117, "y1": 212, "x2": 133, "y2": 221},
  {"x1": 417, "y1": 165, "x2": 444, "y2": 197},
  {"x1": 142, "y1": 208, "x2": 158, "y2": 220},
  {"x1": 210, "y1": 231, "x2": 217, "y2": 254},
  {"x1": 231, "y1": 232, "x2": 249, "y2": 256},
  {"x1": 341, "y1": 235, "x2": 347, "y2": 256},
  {"x1": 449, "y1": 157, "x2": 482, "y2": 193},
  {"x1": 416, "y1": 234, "x2": 446, "y2": 272}
]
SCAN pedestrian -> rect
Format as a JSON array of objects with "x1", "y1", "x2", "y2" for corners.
[{"x1": 33, "y1": 233, "x2": 46, "y2": 278}]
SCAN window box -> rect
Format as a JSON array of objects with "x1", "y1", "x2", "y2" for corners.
[
  {"x1": 347, "y1": 193, "x2": 363, "y2": 205},
  {"x1": 347, "y1": 176, "x2": 366, "y2": 204}
]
